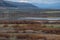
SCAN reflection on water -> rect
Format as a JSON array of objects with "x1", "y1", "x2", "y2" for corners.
[
  {"x1": 17, "y1": 17, "x2": 60, "y2": 20},
  {"x1": 0, "y1": 17, "x2": 60, "y2": 20}
]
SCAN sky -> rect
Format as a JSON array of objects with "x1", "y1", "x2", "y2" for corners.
[
  {"x1": 5, "y1": 0, "x2": 60, "y2": 4},
  {"x1": 5, "y1": 0, "x2": 60, "y2": 9}
]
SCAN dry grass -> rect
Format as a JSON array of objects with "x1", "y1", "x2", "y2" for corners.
[
  {"x1": 0, "y1": 20, "x2": 60, "y2": 40},
  {"x1": 0, "y1": 33, "x2": 60, "y2": 40}
]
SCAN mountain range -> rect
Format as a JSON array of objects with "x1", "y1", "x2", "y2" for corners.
[
  {"x1": 0, "y1": 0, "x2": 60, "y2": 21},
  {"x1": 0, "y1": 0, "x2": 40, "y2": 20},
  {"x1": 0, "y1": 0, "x2": 39, "y2": 9}
]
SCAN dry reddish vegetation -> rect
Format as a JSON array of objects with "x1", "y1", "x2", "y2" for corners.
[
  {"x1": 0, "y1": 20, "x2": 60, "y2": 24},
  {"x1": 0, "y1": 20, "x2": 60, "y2": 40},
  {"x1": 0, "y1": 23, "x2": 60, "y2": 34},
  {"x1": 0, "y1": 33, "x2": 60, "y2": 40}
]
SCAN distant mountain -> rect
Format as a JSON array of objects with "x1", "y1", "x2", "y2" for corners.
[
  {"x1": 0, "y1": 0, "x2": 40, "y2": 20},
  {"x1": 0, "y1": 0, "x2": 39, "y2": 9},
  {"x1": 0, "y1": 0, "x2": 60, "y2": 21},
  {"x1": 0, "y1": 0, "x2": 17, "y2": 7}
]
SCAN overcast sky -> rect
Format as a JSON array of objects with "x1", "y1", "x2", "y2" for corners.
[{"x1": 5, "y1": 0, "x2": 60, "y2": 4}]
